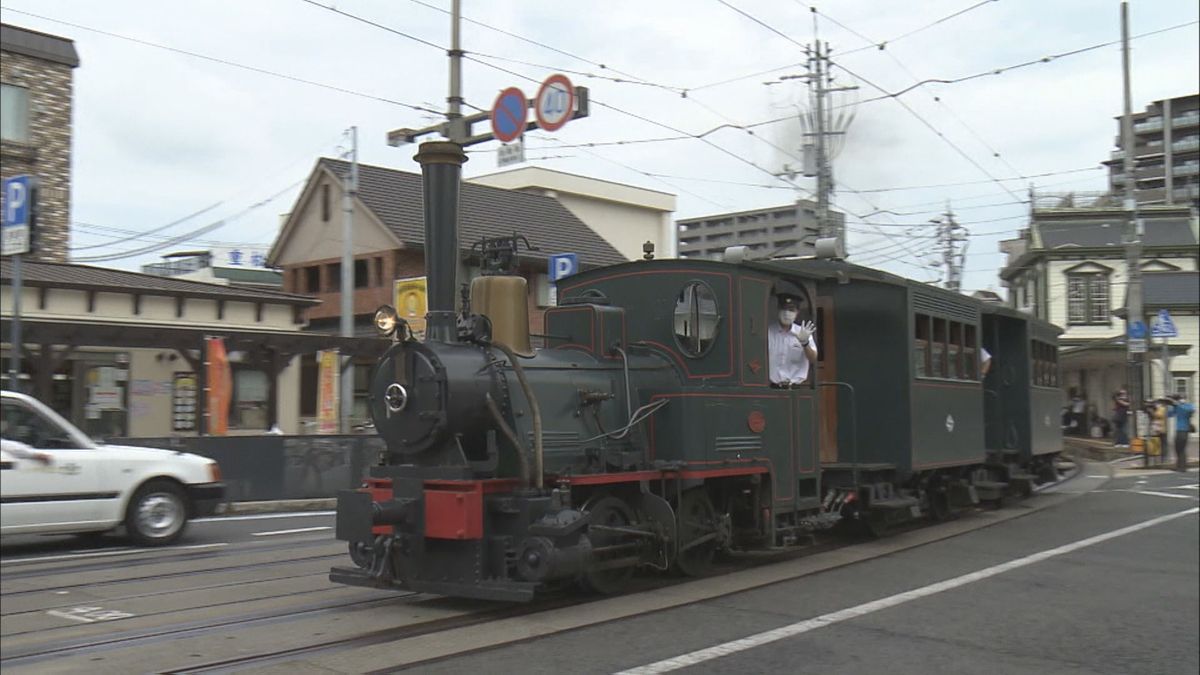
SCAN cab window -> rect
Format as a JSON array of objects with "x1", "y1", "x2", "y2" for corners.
[{"x1": 673, "y1": 281, "x2": 720, "y2": 357}]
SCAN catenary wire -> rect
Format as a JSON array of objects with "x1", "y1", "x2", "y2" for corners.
[{"x1": 0, "y1": 7, "x2": 444, "y2": 116}]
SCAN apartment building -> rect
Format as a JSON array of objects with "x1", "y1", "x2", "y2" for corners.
[
  {"x1": 1105, "y1": 93, "x2": 1200, "y2": 208},
  {"x1": 676, "y1": 201, "x2": 842, "y2": 260}
]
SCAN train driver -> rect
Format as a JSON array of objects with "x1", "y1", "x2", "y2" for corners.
[{"x1": 768, "y1": 294, "x2": 818, "y2": 388}]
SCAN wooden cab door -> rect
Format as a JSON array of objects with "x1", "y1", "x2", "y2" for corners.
[{"x1": 815, "y1": 294, "x2": 839, "y2": 463}]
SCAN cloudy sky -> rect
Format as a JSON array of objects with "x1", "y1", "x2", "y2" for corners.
[{"x1": 3, "y1": 0, "x2": 1197, "y2": 292}]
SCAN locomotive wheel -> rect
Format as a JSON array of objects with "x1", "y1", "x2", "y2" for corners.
[
  {"x1": 581, "y1": 496, "x2": 638, "y2": 594},
  {"x1": 349, "y1": 539, "x2": 377, "y2": 569},
  {"x1": 673, "y1": 489, "x2": 719, "y2": 577}
]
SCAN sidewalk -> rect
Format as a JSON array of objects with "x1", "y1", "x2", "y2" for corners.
[{"x1": 1064, "y1": 434, "x2": 1199, "y2": 466}]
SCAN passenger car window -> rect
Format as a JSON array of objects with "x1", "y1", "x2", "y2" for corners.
[
  {"x1": 0, "y1": 403, "x2": 76, "y2": 450},
  {"x1": 673, "y1": 281, "x2": 720, "y2": 357}
]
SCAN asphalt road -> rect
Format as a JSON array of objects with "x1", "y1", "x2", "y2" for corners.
[
  {"x1": 409, "y1": 468, "x2": 1200, "y2": 675},
  {"x1": 0, "y1": 511, "x2": 336, "y2": 561}
]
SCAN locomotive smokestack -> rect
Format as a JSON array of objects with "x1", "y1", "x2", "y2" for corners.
[{"x1": 414, "y1": 141, "x2": 468, "y2": 342}]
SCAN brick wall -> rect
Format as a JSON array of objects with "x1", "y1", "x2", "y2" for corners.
[{"x1": 0, "y1": 50, "x2": 74, "y2": 263}]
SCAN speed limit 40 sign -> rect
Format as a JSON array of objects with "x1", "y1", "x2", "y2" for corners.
[{"x1": 535, "y1": 74, "x2": 575, "y2": 132}]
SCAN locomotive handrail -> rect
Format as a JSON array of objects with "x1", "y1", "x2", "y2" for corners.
[
  {"x1": 486, "y1": 392, "x2": 532, "y2": 488},
  {"x1": 491, "y1": 341, "x2": 545, "y2": 489},
  {"x1": 819, "y1": 381, "x2": 859, "y2": 488}
]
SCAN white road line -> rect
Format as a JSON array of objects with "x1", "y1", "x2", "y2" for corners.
[
  {"x1": 0, "y1": 542, "x2": 228, "y2": 565},
  {"x1": 250, "y1": 526, "x2": 332, "y2": 537},
  {"x1": 615, "y1": 507, "x2": 1200, "y2": 675},
  {"x1": 1170, "y1": 484, "x2": 1199, "y2": 490},
  {"x1": 193, "y1": 511, "x2": 335, "y2": 523},
  {"x1": 46, "y1": 609, "x2": 95, "y2": 623},
  {"x1": 1086, "y1": 475, "x2": 1109, "y2": 479},
  {"x1": 1126, "y1": 490, "x2": 1198, "y2": 500}
]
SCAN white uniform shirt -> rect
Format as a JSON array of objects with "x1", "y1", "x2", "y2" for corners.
[{"x1": 768, "y1": 321, "x2": 818, "y2": 384}]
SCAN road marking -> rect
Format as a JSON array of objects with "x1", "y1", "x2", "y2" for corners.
[
  {"x1": 47, "y1": 606, "x2": 135, "y2": 623},
  {"x1": 0, "y1": 542, "x2": 228, "y2": 565},
  {"x1": 1126, "y1": 490, "x2": 1198, "y2": 500},
  {"x1": 1086, "y1": 475, "x2": 1108, "y2": 479},
  {"x1": 193, "y1": 511, "x2": 335, "y2": 523},
  {"x1": 251, "y1": 526, "x2": 332, "y2": 537},
  {"x1": 615, "y1": 507, "x2": 1200, "y2": 675}
]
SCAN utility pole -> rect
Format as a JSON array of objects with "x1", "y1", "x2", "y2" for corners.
[
  {"x1": 1119, "y1": 0, "x2": 1146, "y2": 461},
  {"x1": 779, "y1": 37, "x2": 855, "y2": 249},
  {"x1": 933, "y1": 204, "x2": 969, "y2": 293},
  {"x1": 340, "y1": 126, "x2": 358, "y2": 433}
]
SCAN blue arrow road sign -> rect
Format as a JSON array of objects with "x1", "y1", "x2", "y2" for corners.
[
  {"x1": 2, "y1": 174, "x2": 33, "y2": 256},
  {"x1": 1128, "y1": 321, "x2": 1147, "y2": 340},
  {"x1": 1151, "y1": 309, "x2": 1178, "y2": 338},
  {"x1": 549, "y1": 253, "x2": 578, "y2": 282}
]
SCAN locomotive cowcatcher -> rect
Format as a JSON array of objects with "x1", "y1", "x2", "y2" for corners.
[{"x1": 330, "y1": 142, "x2": 1062, "y2": 601}]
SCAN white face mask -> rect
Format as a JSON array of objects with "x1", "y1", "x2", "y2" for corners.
[{"x1": 779, "y1": 309, "x2": 798, "y2": 325}]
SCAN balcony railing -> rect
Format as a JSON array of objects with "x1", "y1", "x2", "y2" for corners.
[
  {"x1": 1173, "y1": 138, "x2": 1200, "y2": 152},
  {"x1": 1135, "y1": 118, "x2": 1164, "y2": 133},
  {"x1": 1174, "y1": 163, "x2": 1200, "y2": 176},
  {"x1": 1172, "y1": 113, "x2": 1200, "y2": 128}
]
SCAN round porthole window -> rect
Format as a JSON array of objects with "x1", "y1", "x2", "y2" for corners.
[{"x1": 673, "y1": 281, "x2": 720, "y2": 358}]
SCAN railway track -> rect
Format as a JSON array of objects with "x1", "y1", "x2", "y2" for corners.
[{"x1": 0, "y1": 467, "x2": 1084, "y2": 673}]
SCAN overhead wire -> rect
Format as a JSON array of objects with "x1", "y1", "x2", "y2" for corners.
[
  {"x1": 70, "y1": 132, "x2": 346, "y2": 252},
  {"x1": 0, "y1": 7, "x2": 444, "y2": 115},
  {"x1": 72, "y1": 179, "x2": 306, "y2": 263}
]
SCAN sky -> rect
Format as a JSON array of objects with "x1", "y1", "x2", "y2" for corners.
[{"x1": 2, "y1": 0, "x2": 1198, "y2": 293}]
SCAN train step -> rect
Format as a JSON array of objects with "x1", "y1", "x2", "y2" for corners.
[
  {"x1": 973, "y1": 480, "x2": 1008, "y2": 500},
  {"x1": 1055, "y1": 460, "x2": 1077, "y2": 472},
  {"x1": 870, "y1": 496, "x2": 920, "y2": 510},
  {"x1": 1007, "y1": 472, "x2": 1037, "y2": 495}
]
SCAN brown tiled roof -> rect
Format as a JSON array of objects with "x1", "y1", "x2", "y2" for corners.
[
  {"x1": 1, "y1": 259, "x2": 317, "y2": 305},
  {"x1": 320, "y1": 158, "x2": 628, "y2": 268}
]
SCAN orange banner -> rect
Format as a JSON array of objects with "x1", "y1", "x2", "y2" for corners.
[
  {"x1": 317, "y1": 349, "x2": 340, "y2": 434},
  {"x1": 206, "y1": 337, "x2": 232, "y2": 435}
]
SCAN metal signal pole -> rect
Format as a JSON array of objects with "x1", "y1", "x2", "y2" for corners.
[{"x1": 1119, "y1": 0, "x2": 1146, "y2": 460}]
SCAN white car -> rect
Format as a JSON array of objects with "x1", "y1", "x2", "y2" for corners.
[{"x1": 1, "y1": 391, "x2": 224, "y2": 545}]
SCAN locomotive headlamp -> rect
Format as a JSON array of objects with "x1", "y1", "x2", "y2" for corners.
[{"x1": 374, "y1": 305, "x2": 399, "y2": 336}]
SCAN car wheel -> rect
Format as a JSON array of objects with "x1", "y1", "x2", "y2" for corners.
[{"x1": 125, "y1": 480, "x2": 188, "y2": 546}]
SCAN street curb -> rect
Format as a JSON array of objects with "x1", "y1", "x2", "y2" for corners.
[{"x1": 216, "y1": 499, "x2": 336, "y2": 515}]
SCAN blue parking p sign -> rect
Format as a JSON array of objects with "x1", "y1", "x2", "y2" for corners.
[
  {"x1": 549, "y1": 253, "x2": 578, "y2": 282},
  {"x1": 2, "y1": 174, "x2": 34, "y2": 256}
]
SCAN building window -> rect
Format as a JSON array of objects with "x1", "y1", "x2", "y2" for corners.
[
  {"x1": 354, "y1": 259, "x2": 369, "y2": 289},
  {"x1": 230, "y1": 367, "x2": 269, "y2": 429},
  {"x1": 1173, "y1": 373, "x2": 1193, "y2": 401},
  {"x1": 1066, "y1": 273, "x2": 1110, "y2": 325},
  {"x1": 321, "y1": 184, "x2": 331, "y2": 222},
  {"x1": 305, "y1": 266, "x2": 320, "y2": 293},
  {"x1": 1, "y1": 84, "x2": 30, "y2": 143}
]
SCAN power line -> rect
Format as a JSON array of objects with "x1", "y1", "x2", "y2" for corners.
[
  {"x1": 828, "y1": 0, "x2": 999, "y2": 55},
  {"x1": 72, "y1": 179, "x2": 305, "y2": 263},
  {"x1": 69, "y1": 202, "x2": 222, "y2": 252},
  {"x1": 70, "y1": 133, "x2": 345, "y2": 251},
  {"x1": 686, "y1": 18, "x2": 1197, "y2": 95},
  {"x1": 1, "y1": 7, "x2": 444, "y2": 115},
  {"x1": 404, "y1": 0, "x2": 670, "y2": 91}
]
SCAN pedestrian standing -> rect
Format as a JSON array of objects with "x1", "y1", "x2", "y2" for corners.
[
  {"x1": 1111, "y1": 389, "x2": 1131, "y2": 449},
  {"x1": 1167, "y1": 393, "x2": 1196, "y2": 472}
]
